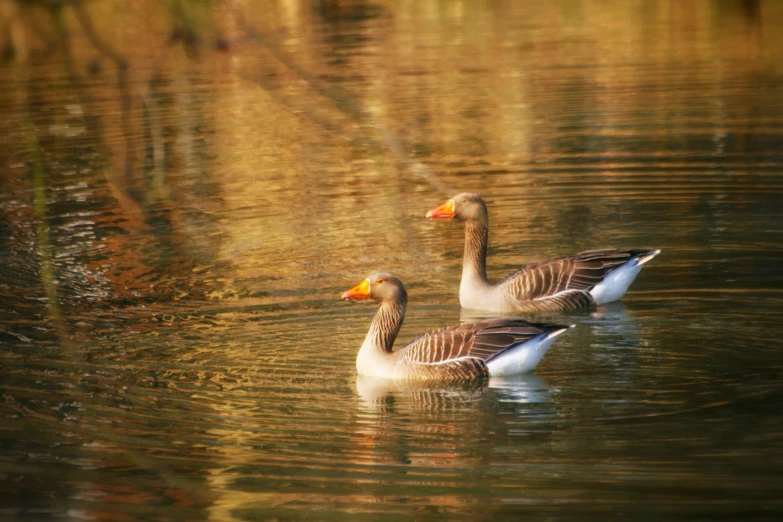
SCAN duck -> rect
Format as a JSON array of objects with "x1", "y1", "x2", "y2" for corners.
[
  {"x1": 341, "y1": 272, "x2": 572, "y2": 380},
  {"x1": 426, "y1": 193, "x2": 660, "y2": 313}
]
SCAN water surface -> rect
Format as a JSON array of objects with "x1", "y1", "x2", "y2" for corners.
[{"x1": 1, "y1": 1, "x2": 782, "y2": 520}]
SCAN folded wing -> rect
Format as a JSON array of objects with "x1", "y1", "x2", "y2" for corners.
[
  {"x1": 497, "y1": 249, "x2": 656, "y2": 307},
  {"x1": 399, "y1": 319, "x2": 557, "y2": 365}
]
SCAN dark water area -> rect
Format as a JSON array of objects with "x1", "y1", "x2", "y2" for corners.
[{"x1": 1, "y1": 1, "x2": 782, "y2": 520}]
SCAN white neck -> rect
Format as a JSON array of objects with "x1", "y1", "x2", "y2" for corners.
[
  {"x1": 459, "y1": 265, "x2": 500, "y2": 311},
  {"x1": 356, "y1": 337, "x2": 397, "y2": 379},
  {"x1": 355, "y1": 300, "x2": 404, "y2": 379}
]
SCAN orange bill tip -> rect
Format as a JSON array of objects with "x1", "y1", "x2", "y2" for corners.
[
  {"x1": 426, "y1": 199, "x2": 455, "y2": 219},
  {"x1": 341, "y1": 278, "x2": 371, "y2": 299}
]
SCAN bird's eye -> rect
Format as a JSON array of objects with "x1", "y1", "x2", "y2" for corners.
[
  {"x1": 376, "y1": 279, "x2": 384, "y2": 284},
  {"x1": 461, "y1": 199, "x2": 467, "y2": 203}
]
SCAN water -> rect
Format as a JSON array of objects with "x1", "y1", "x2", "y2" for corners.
[{"x1": 1, "y1": 1, "x2": 782, "y2": 520}]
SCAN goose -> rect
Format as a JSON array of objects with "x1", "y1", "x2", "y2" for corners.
[
  {"x1": 341, "y1": 272, "x2": 571, "y2": 380},
  {"x1": 426, "y1": 193, "x2": 660, "y2": 313}
]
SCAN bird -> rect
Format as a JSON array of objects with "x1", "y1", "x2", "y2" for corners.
[
  {"x1": 341, "y1": 272, "x2": 572, "y2": 380},
  {"x1": 426, "y1": 193, "x2": 660, "y2": 313}
]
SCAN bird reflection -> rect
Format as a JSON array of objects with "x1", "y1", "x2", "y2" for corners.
[
  {"x1": 589, "y1": 300, "x2": 631, "y2": 322},
  {"x1": 460, "y1": 301, "x2": 641, "y2": 348},
  {"x1": 458, "y1": 307, "x2": 581, "y2": 325},
  {"x1": 487, "y1": 373, "x2": 553, "y2": 403},
  {"x1": 353, "y1": 374, "x2": 556, "y2": 471},
  {"x1": 459, "y1": 308, "x2": 509, "y2": 324},
  {"x1": 583, "y1": 301, "x2": 642, "y2": 346},
  {"x1": 356, "y1": 375, "x2": 484, "y2": 417},
  {"x1": 355, "y1": 372, "x2": 553, "y2": 416}
]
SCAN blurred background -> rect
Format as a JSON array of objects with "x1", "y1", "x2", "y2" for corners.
[{"x1": 0, "y1": 1, "x2": 782, "y2": 520}]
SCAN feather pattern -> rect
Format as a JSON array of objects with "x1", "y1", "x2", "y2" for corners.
[
  {"x1": 429, "y1": 193, "x2": 660, "y2": 313},
  {"x1": 401, "y1": 319, "x2": 556, "y2": 365},
  {"x1": 496, "y1": 249, "x2": 656, "y2": 312},
  {"x1": 346, "y1": 273, "x2": 570, "y2": 381},
  {"x1": 392, "y1": 318, "x2": 567, "y2": 380}
]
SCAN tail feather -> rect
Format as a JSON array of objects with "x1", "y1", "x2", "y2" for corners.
[
  {"x1": 545, "y1": 325, "x2": 575, "y2": 340},
  {"x1": 635, "y1": 249, "x2": 661, "y2": 267}
]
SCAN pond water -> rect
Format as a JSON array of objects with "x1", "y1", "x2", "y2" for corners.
[{"x1": 1, "y1": 1, "x2": 782, "y2": 520}]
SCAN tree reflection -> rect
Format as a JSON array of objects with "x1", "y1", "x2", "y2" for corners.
[{"x1": 0, "y1": 1, "x2": 780, "y2": 519}]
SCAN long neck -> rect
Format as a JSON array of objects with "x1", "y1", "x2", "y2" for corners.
[
  {"x1": 463, "y1": 217, "x2": 490, "y2": 286},
  {"x1": 365, "y1": 295, "x2": 407, "y2": 353}
]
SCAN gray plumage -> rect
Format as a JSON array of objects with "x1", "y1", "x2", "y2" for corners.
[
  {"x1": 343, "y1": 272, "x2": 570, "y2": 381},
  {"x1": 396, "y1": 318, "x2": 564, "y2": 379},
  {"x1": 496, "y1": 248, "x2": 658, "y2": 312},
  {"x1": 427, "y1": 193, "x2": 660, "y2": 313}
]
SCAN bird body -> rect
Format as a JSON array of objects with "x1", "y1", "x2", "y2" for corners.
[
  {"x1": 343, "y1": 273, "x2": 570, "y2": 381},
  {"x1": 427, "y1": 194, "x2": 660, "y2": 313}
]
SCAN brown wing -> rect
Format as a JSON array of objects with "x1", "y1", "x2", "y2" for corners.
[
  {"x1": 394, "y1": 357, "x2": 489, "y2": 380},
  {"x1": 497, "y1": 249, "x2": 655, "y2": 305},
  {"x1": 399, "y1": 319, "x2": 565, "y2": 365}
]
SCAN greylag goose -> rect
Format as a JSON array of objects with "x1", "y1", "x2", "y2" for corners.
[
  {"x1": 426, "y1": 193, "x2": 660, "y2": 313},
  {"x1": 341, "y1": 272, "x2": 571, "y2": 380}
]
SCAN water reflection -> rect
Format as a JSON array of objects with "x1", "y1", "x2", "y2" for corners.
[
  {"x1": 357, "y1": 374, "x2": 488, "y2": 415},
  {"x1": 2, "y1": 0, "x2": 783, "y2": 520},
  {"x1": 583, "y1": 302, "x2": 640, "y2": 343},
  {"x1": 356, "y1": 373, "x2": 553, "y2": 413},
  {"x1": 352, "y1": 372, "x2": 561, "y2": 509},
  {"x1": 488, "y1": 373, "x2": 554, "y2": 403}
]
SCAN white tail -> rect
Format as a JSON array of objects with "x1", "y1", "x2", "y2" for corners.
[{"x1": 636, "y1": 249, "x2": 661, "y2": 267}]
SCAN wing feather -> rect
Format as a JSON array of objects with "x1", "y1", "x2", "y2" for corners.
[
  {"x1": 400, "y1": 318, "x2": 565, "y2": 365},
  {"x1": 497, "y1": 248, "x2": 657, "y2": 310}
]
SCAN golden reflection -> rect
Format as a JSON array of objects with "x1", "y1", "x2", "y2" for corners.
[
  {"x1": 355, "y1": 373, "x2": 551, "y2": 415},
  {"x1": 353, "y1": 373, "x2": 552, "y2": 459},
  {"x1": 0, "y1": 0, "x2": 778, "y2": 304},
  {"x1": 0, "y1": 1, "x2": 781, "y2": 519},
  {"x1": 24, "y1": 80, "x2": 65, "y2": 339}
]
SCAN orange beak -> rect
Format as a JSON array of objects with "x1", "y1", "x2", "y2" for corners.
[
  {"x1": 426, "y1": 199, "x2": 455, "y2": 219},
  {"x1": 341, "y1": 278, "x2": 371, "y2": 299}
]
